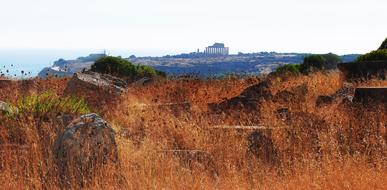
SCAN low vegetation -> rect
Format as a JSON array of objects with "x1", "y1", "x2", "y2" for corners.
[
  {"x1": 274, "y1": 64, "x2": 301, "y2": 75},
  {"x1": 356, "y1": 38, "x2": 387, "y2": 62},
  {"x1": 275, "y1": 53, "x2": 341, "y2": 75},
  {"x1": 356, "y1": 49, "x2": 387, "y2": 62},
  {"x1": 16, "y1": 91, "x2": 90, "y2": 115},
  {"x1": 91, "y1": 56, "x2": 166, "y2": 79}
]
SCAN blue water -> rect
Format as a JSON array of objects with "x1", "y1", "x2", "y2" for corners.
[{"x1": 0, "y1": 48, "x2": 174, "y2": 78}]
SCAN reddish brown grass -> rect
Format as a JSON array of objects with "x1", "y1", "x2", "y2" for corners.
[{"x1": 0, "y1": 72, "x2": 386, "y2": 189}]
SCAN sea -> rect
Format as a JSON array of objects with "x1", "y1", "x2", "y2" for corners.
[{"x1": 0, "y1": 48, "x2": 174, "y2": 78}]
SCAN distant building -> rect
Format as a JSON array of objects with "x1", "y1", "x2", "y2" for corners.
[{"x1": 204, "y1": 43, "x2": 229, "y2": 56}]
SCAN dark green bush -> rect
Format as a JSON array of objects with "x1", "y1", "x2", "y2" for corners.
[
  {"x1": 91, "y1": 56, "x2": 166, "y2": 79},
  {"x1": 299, "y1": 53, "x2": 342, "y2": 74},
  {"x1": 275, "y1": 64, "x2": 301, "y2": 75},
  {"x1": 300, "y1": 55, "x2": 326, "y2": 74},
  {"x1": 379, "y1": 38, "x2": 387, "y2": 50},
  {"x1": 322, "y1": 53, "x2": 341, "y2": 64},
  {"x1": 356, "y1": 49, "x2": 387, "y2": 62}
]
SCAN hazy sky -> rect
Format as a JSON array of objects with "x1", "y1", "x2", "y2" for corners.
[{"x1": 1, "y1": 0, "x2": 386, "y2": 55}]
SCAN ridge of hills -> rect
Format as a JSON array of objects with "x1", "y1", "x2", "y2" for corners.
[{"x1": 38, "y1": 52, "x2": 359, "y2": 78}]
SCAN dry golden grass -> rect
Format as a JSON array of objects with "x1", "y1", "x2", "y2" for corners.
[{"x1": 0, "y1": 72, "x2": 386, "y2": 189}]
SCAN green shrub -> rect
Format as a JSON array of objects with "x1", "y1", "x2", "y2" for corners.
[
  {"x1": 91, "y1": 56, "x2": 165, "y2": 79},
  {"x1": 300, "y1": 55, "x2": 326, "y2": 74},
  {"x1": 275, "y1": 64, "x2": 301, "y2": 75},
  {"x1": 17, "y1": 91, "x2": 90, "y2": 115},
  {"x1": 356, "y1": 49, "x2": 387, "y2": 62},
  {"x1": 322, "y1": 53, "x2": 342, "y2": 65},
  {"x1": 299, "y1": 53, "x2": 342, "y2": 74}
]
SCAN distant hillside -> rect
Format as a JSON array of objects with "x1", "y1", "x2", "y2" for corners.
[
  {"x1": 38, "y1": 52, "x2": 360, "y2": 78},
  {"x1": 38, "y1": 54, "x2": 105, "y2": 78}
]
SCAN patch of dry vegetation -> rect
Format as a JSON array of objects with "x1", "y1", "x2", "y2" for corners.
[{"x1": 0, "y1": 72, "x2": 386, "y2": 189}]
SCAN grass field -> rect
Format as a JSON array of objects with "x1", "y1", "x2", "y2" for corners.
[{"x1": 0, "y1": 71, "x2": 386, "y2": 189}]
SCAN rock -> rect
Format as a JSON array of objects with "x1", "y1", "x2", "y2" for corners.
[
  {"x1": 273, "y1": 83, "x2": 308, "y2": 104},
  {"x1": 273, "y1": 90, "x2": 295, "y2": 103},
  {"x1": 53, "y1": 113, "x2": 120, "y2": 188},
  {"x1": 209, "y1": 81, "x2": 272, "y2": 112},
  {"x1": 65, "y1": 71, "x2": 127, "y2": 94},
  {"x1": 64, "y1": 71, "x2": 128, "y2": 106},
  {"x1": 353, "y1": 87, "x2": 387, "y2": 105},
  {"x1": 131, "y1": 77, "x2": 153, "y2": 86},
  {"x1": 315, "y1": 83, "x2": 355, "y2": 107},
  {"x1": 342, "y1": 95, "x2": 354, "y2": 104},
  {"x1": 240, "y1": 81, "x2": 273, "y2": 101},
  {"x1": 290, "y1": 83, "x2": 308, "y2": 98},
  {"x1": 338, "y1": 61, "x2": 387, "y2": 81},
  {"x1": 0, "y1": 101, "x2": 18, "y2": 115},
  {"x1": 315, "y1": 95, "x2": 334, "y2": 107},
  {"x1": 276, "y1": 108, "x2": 291, "y2": 121}
]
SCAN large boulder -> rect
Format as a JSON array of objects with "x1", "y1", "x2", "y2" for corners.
[
  {"x1": 53, "y1": 113, "x2": 120, "y2": 188},
  {"x1": 131, "y1": 77, "x2": 154, "y2": 87},
  {"x1": 353, "y1": 87, "x2": 387, "y2": 105},
  {"x1": 240, "y1": 81, "x2": 273, "y2": 101},
  {"x1": 209, "y1": 81, "x2": 272, "y2": 111},
  {"x1": 338, "y1": 61, "x2": 387, "y2": 81},
  {"x1": 315, "y1": 83, "x2": 355, "y2": 107},
  {"x1": 64, "y1": 71, "x2": 128, "y2": 106}
]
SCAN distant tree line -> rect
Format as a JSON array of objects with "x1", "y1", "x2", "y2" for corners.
[{"x1": 275, "y1": 53, "x2": 342, "y2": 75}]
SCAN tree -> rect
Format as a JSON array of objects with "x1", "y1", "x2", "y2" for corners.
[
  {"x1": 321, "y1": 53, "x2": 341, "y2": 64},
  {"x1": 379, "y1": 38, "x2": 387, "y2": 50},
  {"x1": 91, "y1": 56, "x2": 165, "y2": 79},
  {"x1": 300, "y1": 55, "x2": 326, "y2": 74},
  {"x1": 356, "y1": 49, "x2": 387, "y2": 62},
  {"x1": 298, "y1": 53, "x2": 342, "y2": 74}
]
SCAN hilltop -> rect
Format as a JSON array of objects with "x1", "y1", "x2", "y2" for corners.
[{"x1": 38, "y1": 52, "x2": 359, "y2": 78}]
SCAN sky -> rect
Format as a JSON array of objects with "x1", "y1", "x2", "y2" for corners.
[{"x1": 0, "y1": 0, "x2": 386, "y2": 55}]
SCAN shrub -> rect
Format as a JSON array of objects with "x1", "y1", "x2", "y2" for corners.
[
  {"x1": 17, "y1": 91, "x2": 90, "y2": 115},
  {"x1": 300, "y1": 55, "x2": 326, "y2": 74},
  {"x1": 275, "y1": 64, "x2": 301, "y2": 75},
  {"x1": 300, "y1": 54, "x2": 342, "y2": 74},
  {"x1": 91, "y1": 56, "x2": 166, "y2": 79},
  {"x1": 356, "y1": 49, "x2": 387, "y2": 62},
  {"x1": 321, "y1": 53, "x2": 342, "y2": 63}
]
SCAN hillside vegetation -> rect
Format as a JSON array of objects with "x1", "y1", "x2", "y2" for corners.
[
  {"x1": 356, "y1": 38, "x2": 387, "y2": 62},
  {"x1": 91, "y1": 56, "x2": 166, "y2": 80},
  {"x1": 275, "y1": 53, "x2": 342, "y2": 75}
]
